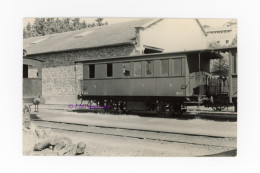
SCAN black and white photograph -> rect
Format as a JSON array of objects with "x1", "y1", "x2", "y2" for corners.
[
  {"x1": 2, "y1": 0, "x2": 260, "y2": 172},
  {"x1": 22, "y1": 17, "x2": 237, "y2": 156}
]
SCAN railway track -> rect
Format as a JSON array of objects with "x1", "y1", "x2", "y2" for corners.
[
  {"x1": 36, "y1": 107, "x2": 237, "y2": 122},
  {"x1": 31, "y1": 119, "x2": 236, "y2": 149}
]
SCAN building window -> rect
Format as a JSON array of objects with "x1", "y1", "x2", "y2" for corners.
[
  {"x1": 123, "y1": 63, "x2": 130, "y2": 76},
  {"x1": 107, "y1": 63, "x2": 113, "y2": 77},
  {"x1": 134, "y1": 62, "x2": 142, "y2": 77},
  {"x1": 226, "y1": 40, "x2": 229, "y2": 44},
  {"x1": 161, "y1": 59, "x2": 168, "y2": 75},
  {"x1": 89, "y1": 64, "x2": 95, "y2": 78},
  {"x1": 145, "y1": 60, "x2": 153, "y2": 76}
]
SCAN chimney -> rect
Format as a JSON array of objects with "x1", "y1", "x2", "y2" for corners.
[{"x1": 134, "y1": 27, "x2": 144, "y2": 55}]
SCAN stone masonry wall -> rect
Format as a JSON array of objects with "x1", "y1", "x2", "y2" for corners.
[{"x1": 28, "y1": 45, "x2": 135, "y2": 104}]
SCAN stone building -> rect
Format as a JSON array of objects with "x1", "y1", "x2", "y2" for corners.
[
  {"x1": 23, "y1": 18, "x2": 207, "y2": 104},
  {"x1": 204, "y1": 19, "x2": 237, "y2": 46}
]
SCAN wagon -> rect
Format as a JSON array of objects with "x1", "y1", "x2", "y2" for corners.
[{"x1": 75, "y1": 47, "x2": 237, "y2": 116}]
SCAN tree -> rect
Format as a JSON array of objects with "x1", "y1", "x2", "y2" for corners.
[
  {"x1": 23, "y1": 18, "x2": 107, "y2": 39},
  {"x1": 23, "y1": 27, "x2": 26, "y2": 38},
  {"x1": 208, "y1": 41, "x2": 229, "y2": 77},
  {"x1": 211, "y1": 54, "x2": 229, "y2": 77},
  {"x1": 53, "y1": 18, "x2": 63, "y2": 33},
  {"x1": 62, "y1": 18, "x2": 72, "y2": 32},
  {"x1": 231, "y1": 35, "x2": 237, "y2": 46},
  {"x1": 95, "y1": 18, "x2": 104, "y2": 26},
  {"x1": 71, "y1": 18, "x2": 81, "y2": 30},
  {"x1": 81, "y1": 20, "x2": 87, "y2": 29},
  {"x1": 208, "y1": 41, "x2": 222, "y2": 49},
  {"x1": 26, "y1": 22, "x2": 31, "y2": 31},
  {"x1": 34, "y1": 18, "x2": 46, "y2": 36},
  {"x1": 45, "y1": 18, "x2": 55, "y2": 34}
]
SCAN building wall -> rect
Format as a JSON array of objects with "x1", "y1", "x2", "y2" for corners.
[
  {"x1": 206, "y1": 23, "x2": 237, "y2": 46},
  {"x1": 207, "y1": 30, "x2": 234, "y2": 46},
  {"x1": 28, "y1": 45, "x2": 135, "y2": 104},
  {"x1": 140, "y1": 19, "x2": 208, "y2": 52}
]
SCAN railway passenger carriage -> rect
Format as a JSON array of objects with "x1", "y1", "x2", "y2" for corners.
[{"x1": 76, "y1": 47, "x2": 237, "y2": 116}]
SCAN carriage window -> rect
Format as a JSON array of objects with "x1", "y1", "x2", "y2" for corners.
[
  {"x1": 134, "y1": 62, "x2": 142, "y2": 77},
  {"x1": 123, "y1": 63, "x2": 130, "y2": 76},
  {"x1": 23, "y1": 65, "x2": 28, "y2": 78},
  {"x1": 23, "y1": 65, "x2": 38, "y2": 78},
  {"x1": 171, "y1": 59, "x2": 182, "y2": 76},
  {"x1": 145, "y1": 60, "x2": 153, "y2": 76},
  {"x1": 107, "y1": 63, "x2": 113, "y2": 77},
  {"x1": 161, "y1": 59, "x2": 168, "y2": 75},
  {"x1": 28, "y1": 65, "x2": 38, "y2": 78},
  {"x1": 89, "y1": 64, "x2": 95, "y2": 78}
]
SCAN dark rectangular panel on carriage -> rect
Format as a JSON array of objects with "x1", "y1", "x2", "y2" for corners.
[
  {"x1": 95, "y1": 64, "x2": 106, "y2": 78},
  {"x1": 113, "y1": 63, "x2": 123, "y2": 78},
  {"x1": 83, "y1": 64, "x2": 89, "y2": 79},
  {"x1": 186, "y1": 53, "x2": 211, "y2": 73}
]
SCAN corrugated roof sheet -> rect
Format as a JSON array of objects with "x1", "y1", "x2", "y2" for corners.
[{"x1": 23, "y1": 18, "x2": 156, "y2": 55}]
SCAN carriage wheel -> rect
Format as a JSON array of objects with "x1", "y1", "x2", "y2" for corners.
[
  {"x1": 120, "y1": 101, "x2": 128, "y2": 114},
  {"x1": 104, "y1": 100, "x2": 114, "y2": 114},
  {"x1": 211, "y1": 103, "x2": 226, "y2": 111},
  {"x1": 173, "y1": 104, "x2": 182, "y2": 116},
  {"x1": 156, "y1": 102, "x2": 172, "y2": 118},
  {"x1": 97, "y1": 100, "x2": 105, "y2": 114}
]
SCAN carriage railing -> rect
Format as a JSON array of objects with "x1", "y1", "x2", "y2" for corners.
[{"x1": 206, "y1": 77, "x2": 229, "y2": 95}]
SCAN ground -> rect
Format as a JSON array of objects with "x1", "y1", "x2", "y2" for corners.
[{"x1": 23, "y1": 107, "x2": 237, "y2": 156}]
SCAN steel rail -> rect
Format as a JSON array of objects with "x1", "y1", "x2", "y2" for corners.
[{"x1": 32, "y1": 119, "x2": 236, "y2": 148}]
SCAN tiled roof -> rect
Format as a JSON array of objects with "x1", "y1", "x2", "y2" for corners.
[{"x1": 24, "y1": 18, "x2": 156, "y2": 55}]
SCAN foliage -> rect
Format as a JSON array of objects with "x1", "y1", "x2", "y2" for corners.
[
  {"x1": 208, "y1": 41, "x2": 230, "y2": 77},
  {"x1": 231, "y1": 35, "x2": 237, "y2": 46},
  {"x1": 23, "y1": 18, "x2": 108, "y2": 39},
  {"x1": 95, "y1": 18, "x2": 105, "y2": 26},
  {"x1": 208, "y1": 34, "x2": 237, "y2": 77},
  {"x1": 208, "y1": 41, "x2": 222, "y2": 49},
  {"x1": 210, "y1": 53, "x2": 229, "y2": 77}
]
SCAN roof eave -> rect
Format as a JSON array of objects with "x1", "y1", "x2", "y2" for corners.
[
  {"x1": 196, "y1": 19, "x2": 208, "y2": 37},
  {"x1": 26, "y1": 42, "x2": 134, "y2": 56}
]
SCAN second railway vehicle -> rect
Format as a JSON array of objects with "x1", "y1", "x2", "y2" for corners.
[{"x1": 76, "y1": 47, "x2": 237, "y2": 116}]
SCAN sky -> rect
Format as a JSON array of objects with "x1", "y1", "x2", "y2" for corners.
[{"x1": 23, "y1": 17, "x2": 233, "y2": 28}]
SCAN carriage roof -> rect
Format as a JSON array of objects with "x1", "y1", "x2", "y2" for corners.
[{"x1": 75, "y1": 46, "x2": 237, "y2": 64}]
